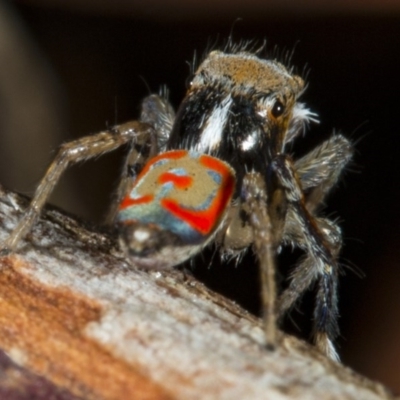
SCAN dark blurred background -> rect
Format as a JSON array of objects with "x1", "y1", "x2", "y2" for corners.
[{"x1": 1, "y1": 0, "x2": 399, "y2": 393}]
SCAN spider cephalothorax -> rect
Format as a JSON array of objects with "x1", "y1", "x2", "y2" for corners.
[
  {"x1": 169, "y1": 51, "x2": 307, "y2": 180},
  {"x1": 1, "y1": 45, "x2": 353, "y2": 361}
]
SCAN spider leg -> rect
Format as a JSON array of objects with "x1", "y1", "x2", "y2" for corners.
[
  {"x1": 106, "y1": 94, "x2": 175, "y2": 223},
  {"x1": 278, "y1": 135, "x2": 352, "y2": 318},
  {"x1": 295, "y1": 133, "x2": 353, "y2": 213},
  {"x1": 242, "y1": 172, "x2": 277, "y2": 349},
  {"x1": 272, "y1": 154, "x2": 341, "y2": 360},
  {"x1": 278, "y1": 133, "x2": 352, "y2": 330},
  {"x1": 278, "y1": 215, "x2": 342, "y2": 310},
  {"x1": 1, "y1": 120, "x2": 154, "y2": 253}
]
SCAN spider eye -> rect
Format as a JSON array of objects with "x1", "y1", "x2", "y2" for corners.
[{"x1": 271, "y1": 100, "x2": 285, "y2": 118}]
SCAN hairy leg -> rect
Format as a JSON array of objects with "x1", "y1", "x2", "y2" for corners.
[{"x1": 1, "y1": 121, "x2": 153, "y2": 253}]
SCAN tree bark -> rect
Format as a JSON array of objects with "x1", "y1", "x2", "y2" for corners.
[{"x1": 0, "y1": 186, "x2": 396, "y2": 400}]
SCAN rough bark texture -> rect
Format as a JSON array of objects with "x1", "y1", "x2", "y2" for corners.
[{"x1": 0, "y1": 186, "x2": 396, "y2": 400}]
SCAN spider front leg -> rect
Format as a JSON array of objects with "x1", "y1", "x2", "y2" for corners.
[
  {"x1": 278, "y1": 134, "x2": 352, "y2": 312},
  {"x1": 218, "y1": 171, "x2": 286, "y2": 350},
  {"x1": 242, "y1": 172, "x2": 278, "y2": 349},
  {"x1": 279, "y1": 135, "x2": 352, "y2": 359},
  {"x1": 1, "y1": 120, "x2": 155, "y2": 254},
  {"x1": 273, "y1": 154, "x2": 342, "y2": 360}
]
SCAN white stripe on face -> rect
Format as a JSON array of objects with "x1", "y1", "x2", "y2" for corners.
[{"x1": 196, "y1": 95, "x2": 232, "y2": 152}]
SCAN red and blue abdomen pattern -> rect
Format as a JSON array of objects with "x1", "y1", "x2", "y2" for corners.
[{"x1": 117, "y1": 150, "x2": 236, "y2": 245}]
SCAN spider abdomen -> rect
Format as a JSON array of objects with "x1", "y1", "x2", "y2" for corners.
[{"x1": 116, "y1": 150, "x2": 235, "y2": 268}]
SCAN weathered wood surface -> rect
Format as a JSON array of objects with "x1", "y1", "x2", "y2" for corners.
[{"x1": 0, "y1": 186, "x2": 396, "y2": 400}]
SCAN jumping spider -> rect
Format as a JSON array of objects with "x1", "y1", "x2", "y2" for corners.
[{"x1": 1, "y1": 44, "x2": 353, "y2": 361}]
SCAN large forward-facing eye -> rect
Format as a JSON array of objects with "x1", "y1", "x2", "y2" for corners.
[{"x1": 271, "y1": 99, "x2": 285, "y2": 118}]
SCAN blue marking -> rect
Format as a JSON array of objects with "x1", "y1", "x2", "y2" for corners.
[{"x1": 207, "y1": 169, "x2": 222, "y2": 184}]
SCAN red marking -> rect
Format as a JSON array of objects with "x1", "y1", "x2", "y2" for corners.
[
  {"x1": 137, "y1": 150, "x2": 188, "y2": 180},
  {"x1": 119, "y1": 194, "x2": 154, "y2": 210},
  {"x1": 158, "y1": 172, "x2": 193, "y2": 189},
  {"x1": 161, "y1": 157, "x2": 235, "y2": 235},
  {"x1": 199, "y1": 154, "x2": 232, "y2": 179},
  {"x1": 119, "y1": 151, "x2": 189, "y2": 211}
]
